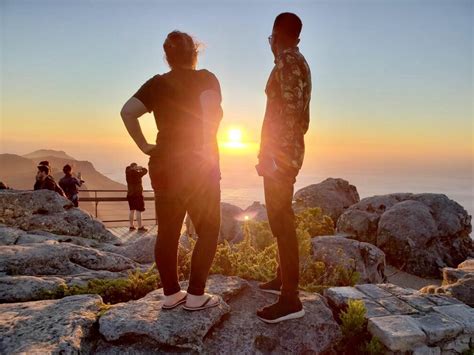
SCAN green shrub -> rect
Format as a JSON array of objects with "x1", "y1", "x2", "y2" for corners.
[
  {"x1": 40, "y1": 207, "x2": 354, "y2": 303},
  {"x1": 42, "y1": 264, "x2": 160, "y2": 304},
  {"x1": 364, "y1": 337, "x2": 385, "y2": 355},
  {"x1": 340, "y1": 299, "x2": 367, "y2": 338}
]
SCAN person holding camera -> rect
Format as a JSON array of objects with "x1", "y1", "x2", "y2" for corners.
[
  {"x1": 125, "y1": 162, "x2": 148, "y2": 232},
  {"x1": 59, "y1": 164, "x2": 84, "y2": 207}
]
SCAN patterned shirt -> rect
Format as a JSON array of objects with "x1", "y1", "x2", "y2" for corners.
[{"x1": 259, "y1": 46, "x2": 312, "y2": 175}]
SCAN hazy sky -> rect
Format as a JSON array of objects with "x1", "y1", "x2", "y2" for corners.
[{"x1": 1, "y1": 0, "x2": 472, "y2": 179}]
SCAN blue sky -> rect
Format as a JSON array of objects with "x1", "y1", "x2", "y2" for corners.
[{"x1": 1, "y1": 0, "x2": 472, "y2": 178}]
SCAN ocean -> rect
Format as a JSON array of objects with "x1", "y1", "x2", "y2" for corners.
[{"x1": 103, "y1": 169, "x2": 473, "y2": 219}]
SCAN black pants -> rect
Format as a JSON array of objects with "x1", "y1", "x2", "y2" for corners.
[
  {"x1": 264, "y1": 176, "x2": 299, "y2": 298},
  {"x1": 149, "y1": 157, "x2": 221, "y2": 296}
]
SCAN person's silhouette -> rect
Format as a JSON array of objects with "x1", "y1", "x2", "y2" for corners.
[
  {"x1": 121, "y1": 31, "x2": 223, "y2": 311},
  {"x1": 256, "y1": 12, "x2": 312, "y2": 323}
]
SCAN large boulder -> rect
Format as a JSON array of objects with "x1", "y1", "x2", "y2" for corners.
[
  {"x1": 293, "y1": 178, "x2": 360, "y2": 224},
  {"x1": 0, "y1": 190, "x2": 119, "y2": 244},
  {"x1": 203, "y1": 280, "x2": 342, "y2": 353},
  {"x1": 99, "y1": 275, "x2": 247, "y2": 352},
  {"x1": 243, "y1": 201, "x2": 268, "y2": 221},
  {"x1": 185, "y1": 202, "x2": 246, "y2": 244},
  {"x1": 99, "y1": 233, "x2": 155, "y2": 264},
  {"x1": 0, "y1": 294, "x2": 102, "y2": 354},
  {"x1": 420, "y1": 259, "x2": 474, "y2": 307},
  {"x1": 311, "y1": 235, "x2": 386, "y2": 284},
  {"x1": 0, "y1": 241, "x2": 138, "y2": 276},
  {"x1": 0, "y1": 275, "x2": 66, "y2": 302},
  {"x1": 337, "y1": 193, "x2": 473, "y2": 277}
]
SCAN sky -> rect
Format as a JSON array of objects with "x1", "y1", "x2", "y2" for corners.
[{"x1": 1, "y1": 0, "x2": 473, "y2": 184}]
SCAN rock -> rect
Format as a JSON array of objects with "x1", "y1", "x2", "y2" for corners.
[
  {"x1": 413, "y1": 312, "x2": 463, "y2": 344},
  {"x1": 0, "y1": 225, "x2": 24, "y2": 245},
  {"x1": 243, "y1": 201, "x2": 268, "y2": 221},
  {"x1": 420, "y1": 258, "x2": 474, "y2": 306},
  {"x1": 0, "y1": 190, "x2": 120, "y2": 243},
  {"x1": 293, "y1": 177, "x2": 360, "y2": 224},
  {"x1": 324, "y1": 286, "x2": 368, "y2": 309},
  {"x1": 0, "y1": 242, "x2": 138, "y2": 276},
  {"x1": 367, "y1": 315, "x2": 427, "y2": 351},
  {"x1": 0, "y1": 275, "x2": 66, "y2": 302},
  {"x1": 203, "y1": 281, "x2": 342, "y2": 354},
  {"x1": 100, "y1": 234, "x2": 155, "y2": 264},
  {"x1": 184, "y1": 202, "x2": 245, "y2": 244},
  {"x1": 432, "y1": 304, "x2": 474, "y2": 333},
  {"x1": 219, "y1": 202, "x2": 245, "y2": 243},
  {"x1": 311, "y1": 235, "x2": 386, "y2": 284},
  {"x1": 0, "y1": 294, "x2": 102, "y2": 354},
  {"x1": 337, "y1": 193, "x2": 473, "y2": 277},
  {"x1": 412, "y1": 345, "x2": 441, "y2": 355},
  {"x1": 99, "y1": 275, "x2": 247, "y2": 352}
]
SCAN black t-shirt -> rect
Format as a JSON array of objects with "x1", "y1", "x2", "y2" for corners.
[
  {"x1": 133, "y1": 68, "x2": 222, "y2": 164},
  {"x1": 125, "y1": 167, "x2": 147, "y2": 196}
]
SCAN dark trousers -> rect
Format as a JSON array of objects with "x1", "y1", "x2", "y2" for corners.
[
  {"x1": 264, "y1": 176, "x2": 299, "y2": 297},
  {"x1": 149, "y1": 158, "x2": 221, "y2": 296}
]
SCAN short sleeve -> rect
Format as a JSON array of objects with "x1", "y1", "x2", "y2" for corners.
[
  {"x1": 201, "y1": 70, "x2": 222, "y2": 103},
  {"x1": 133, "y1": 75, "x2": 160, "y2": 113}
]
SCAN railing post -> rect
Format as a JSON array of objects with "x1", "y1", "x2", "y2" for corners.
[{"x1": 95, "y1": 191, "x2": 98, "y2": 218}]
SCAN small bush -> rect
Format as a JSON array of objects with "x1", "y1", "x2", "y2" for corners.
[
  {"x1": 42, "y1": 264, "x2": 160, "y2": 304},
  {"x1": 340, "y1": 299, "x2": 367, "y2": 338},
  {"x1": 364, "y1": 337, "x2": 385, "y2": 355}
]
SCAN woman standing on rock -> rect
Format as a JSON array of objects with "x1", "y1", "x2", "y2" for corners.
[{"x1": 121, "y1": 31, "x2": 223, "y2": 311}]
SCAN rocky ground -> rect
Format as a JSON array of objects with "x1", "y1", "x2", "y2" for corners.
[{"x1": 1, "y1": 183, "x2": 473, "y2": 354}]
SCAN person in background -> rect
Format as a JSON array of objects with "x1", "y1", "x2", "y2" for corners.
[
  {"x1": 34, "y1": 164, "x2": 66, "y2": 197},
  {"x1": 255, "y1": 12, "x2": 312, "y2": 323},
  {"x1": 125, "y1": 162, "x2": 148, "y2": 232},
  {"x1": 59, "y1": 164, "x2": 84, "y2": 207}
]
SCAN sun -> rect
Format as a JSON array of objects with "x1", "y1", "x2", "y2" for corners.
[{"x1": 228, "y1": 129, "x2": 243, "y2": 143}]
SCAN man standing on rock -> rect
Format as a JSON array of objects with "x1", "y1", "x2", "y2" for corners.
[{"x1": 255, "y1": 12, "x2": 312, "y2": 323}]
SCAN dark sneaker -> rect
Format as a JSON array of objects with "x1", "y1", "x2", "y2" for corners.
[
  {"x1": 256, "y1": 298, "x2": 304, "y2": 324},
  {"x1": 129, "y1": 226, "x2": 136, "y2": 231},
  {"x1": 137, "y1": 227, "x2": 148, "y2": 232},
  {"x1": 258, "y1": 279, "x2": 282, "y2": 295}
]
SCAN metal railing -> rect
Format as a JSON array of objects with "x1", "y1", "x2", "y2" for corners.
[{"x1": 79, "y1": 189, "x2": 156, "y2": 224}]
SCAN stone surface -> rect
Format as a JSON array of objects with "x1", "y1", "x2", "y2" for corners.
[
  {"x1": 243, "y1": 201, "x2": 268, "y2": 221},
  {"x1": 414, "y1": 312, "x2": 463, "y2": 344},
  {"x1": 420, "y1": 259, "x2": 474, "y2": 307},
  {"x1": 412, "y1": 345, "x2": 441, "y2": 355},
  {"x1": 0, "y1": 242, "x2": 138, "y2": 276},
  {"x1": 377, "y1": 296, "x2": 419, "y2": 315},
  {"x1": 0, "y1": 189, "x2": 119, "y2": 243},
  {"x1": 0, "y1": 294, "x2": 102, "y2": 354},
  {"x1": 433, "y1": 304, "x2": 474, "y2": 333},
  {"x1": 368, "y1": 315, "x2": 426, "y2": 351},
  {"x1": 0, "y1": 275, "x2": 66, "y2": 302},
  {"x1": 203, "y1": 281, "x2": 342, "y2": 354},
  {"x1": 336, "y1": 193, "x2": 473, "y2": 277},
  {"x1": 399, "y1": 294, "x2": 437, "y2": 313},
  {"x1": 100, "y1": 234, "x2": 155, "y2": 264},
  {"x1": 311, "y1": 235, "x2": 386, "y2": 284},
  {"x1": 324, "y1": 286, "x2": 368, "y2": 309},
  {"x1": 441, "y1": 334, "x2": 471, "y2": 353},
  {"x1": 355, "y1": 283, "x2": 392, "y2": 299},
  {"x1": 99, "y1": 275, "x2": 247, "y2": 351},
  {"x1": 293, "y1": 177, "x2": 360, "y2": 224}
]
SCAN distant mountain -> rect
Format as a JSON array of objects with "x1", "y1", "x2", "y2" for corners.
[
  {"x1": 0, "y1": 151, "x2": 126, "y2": 191},
  {"x1": 23, "y1": 149, "x2": 76, "y2": 161}
]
